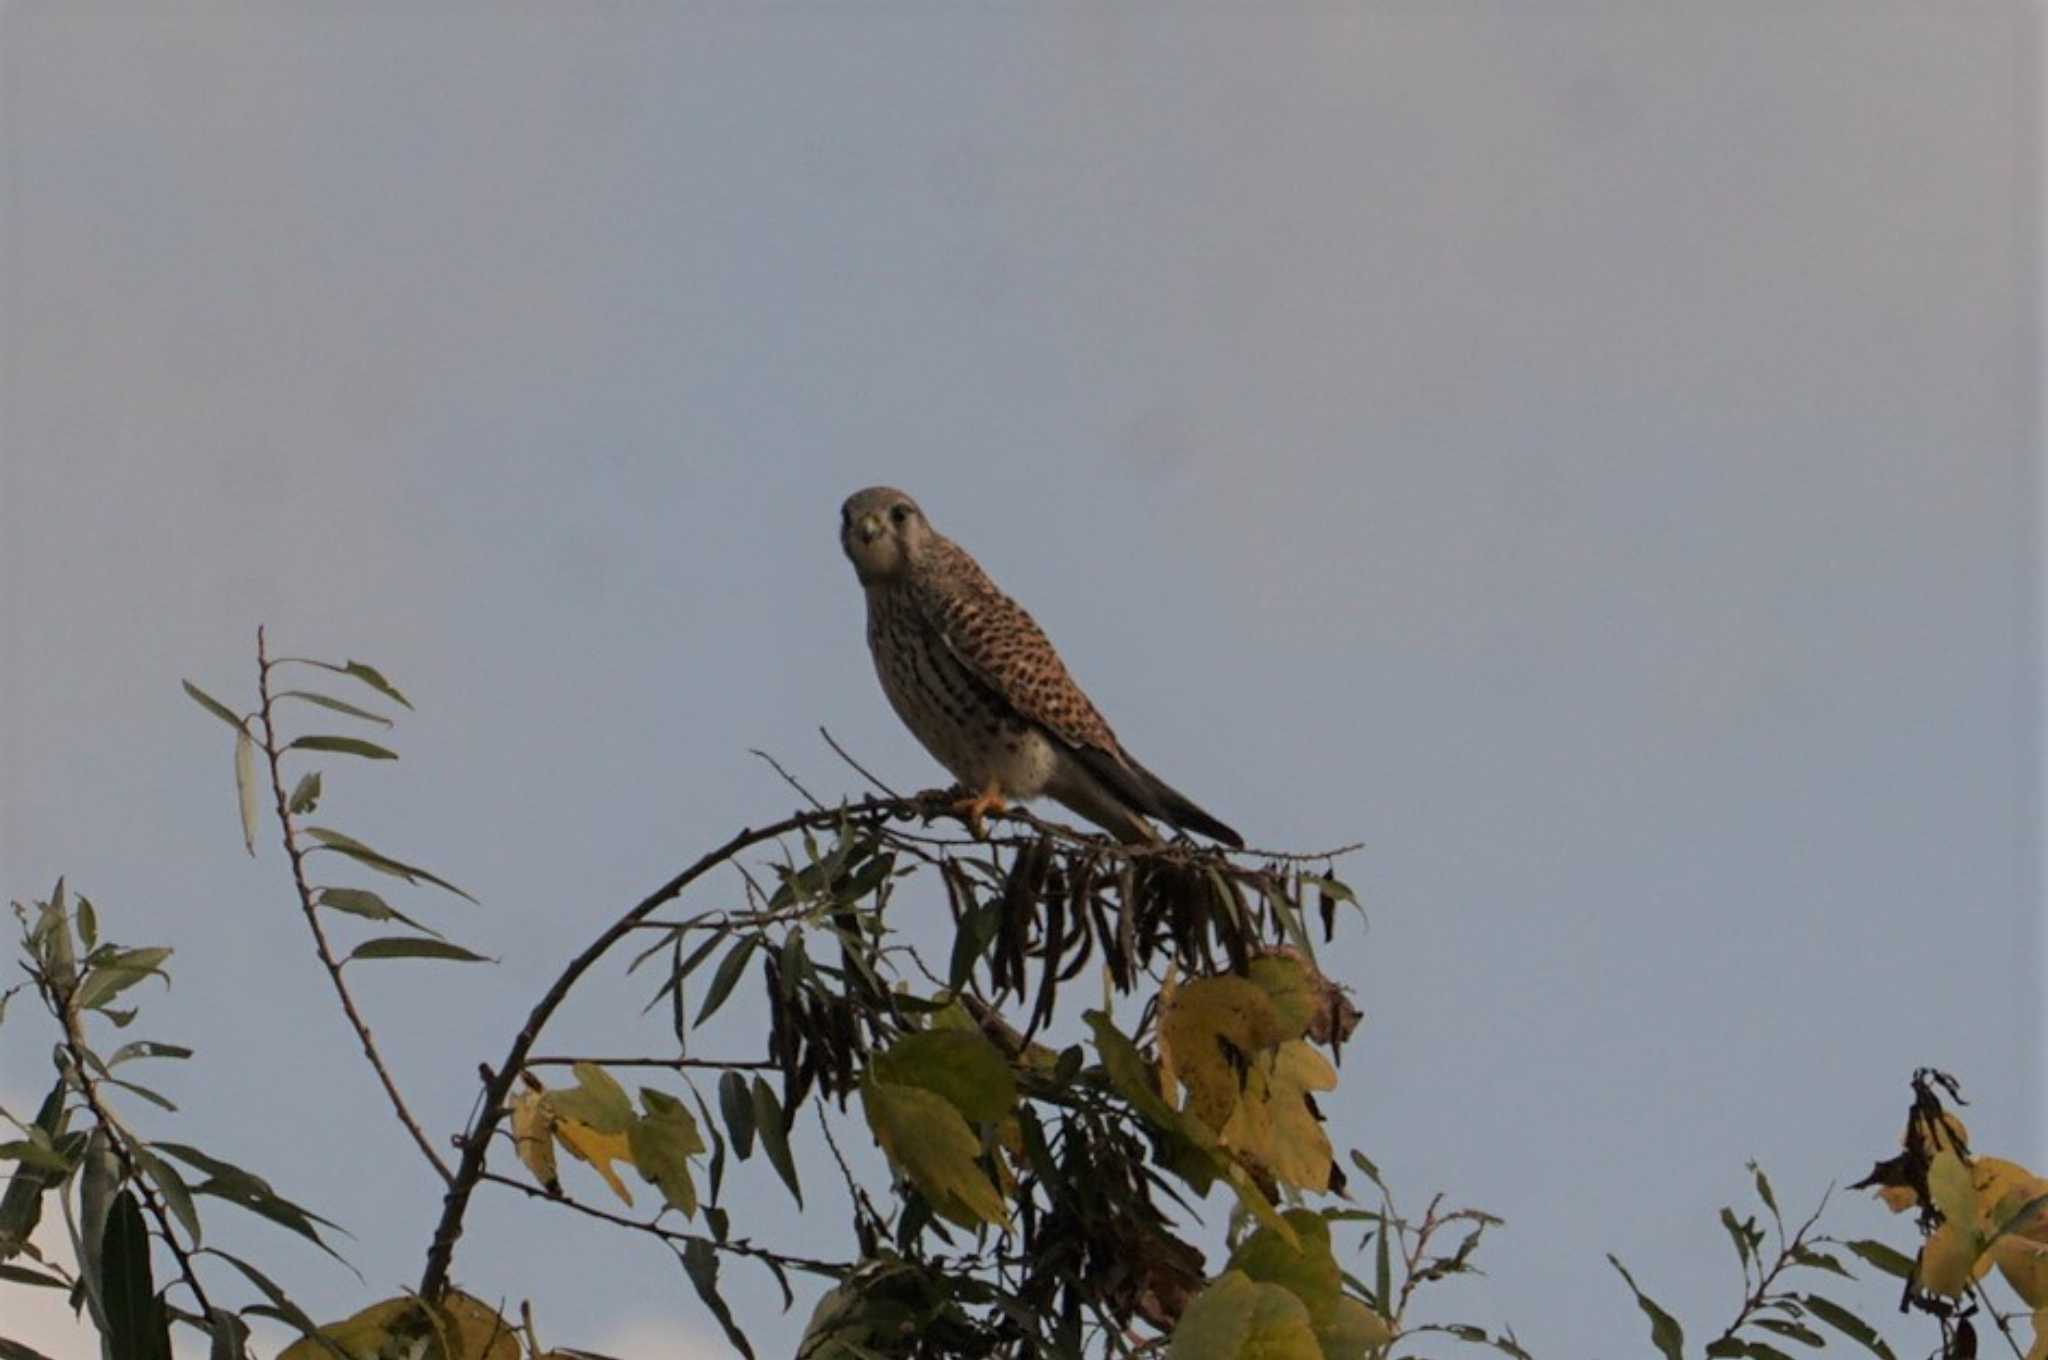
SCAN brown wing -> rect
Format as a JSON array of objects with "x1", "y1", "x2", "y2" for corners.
[{"x1": 912, "y1": 538, "x2": 1123, "y2": 756}]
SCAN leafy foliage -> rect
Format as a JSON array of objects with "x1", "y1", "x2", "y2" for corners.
[{"x1": 0, "y1": 630, "x2": 1964, "y2": 1359}]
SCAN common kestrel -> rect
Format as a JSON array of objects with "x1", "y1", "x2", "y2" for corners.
[{"x1": 839, "y1": 486, "x2": 1244, "y2": 848}]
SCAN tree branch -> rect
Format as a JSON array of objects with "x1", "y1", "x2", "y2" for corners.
[{"x1": 256, "y1": 626, "x2": 453, "y2": 1185}]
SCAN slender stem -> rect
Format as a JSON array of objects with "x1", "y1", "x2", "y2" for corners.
[
  {"x1": 51, "y1": 979, "x2": 215, "y2": 1319},
  {"x1": 523, "y1": 1055, "x2": 779, "y2": 1071},
  {"x1": 418, "y1": 797, "x2": 910, "y2": 1299},
  {"x1": 475, "y1": 1169, "x2": 846, "y2": 1277},
  {"x1": 255, "y1": 625, "x2": 452, "y2": 1185}
]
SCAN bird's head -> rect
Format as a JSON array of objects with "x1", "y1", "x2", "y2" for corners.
[{"x1": 840, "y1": 486, "x2": 934, "y2": 585}]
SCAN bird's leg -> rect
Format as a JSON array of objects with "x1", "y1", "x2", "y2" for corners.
[{"x1": 950, "y1": 780, "x2": 1008, "y2": 839}]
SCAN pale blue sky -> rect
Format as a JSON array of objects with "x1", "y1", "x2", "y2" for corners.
[{"x1": 3, "y1": 6, "x2": 2041, "y2": 1357}]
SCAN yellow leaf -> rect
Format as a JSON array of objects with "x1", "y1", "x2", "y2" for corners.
[
  {"x1": 1245, "y1": 954, "x2": 1317, "y2": 1040},
  {"x1": 510, "y1": 1084, "x2": 558, "y2": 1194},
  {"x1": 1219, "y1": 1040, "x2": 1338, "y2": 1193},
  {"x1": 278, "y1": 1291, "x2": 518, "y2": 1360},
  {"x1": 1161, "y1": 976, "x2": 1285, "y2": 1132},
  {"x1": 557, "y1": 1114, "x2": 635, "y2": 1206},
  {"x1": 861, "y1": 1074, "x2": 1008, "y2": 1228},
  {"x1": 1229, "y1": 1209, "x2": 1395, "y2": 1357},
  {"x1": 870, "y1": 1028, "x2": 1017, "y2": 1123},
  {"x1": 1169, "y1": 1270, "x2": 1322, "y2": 1360}
]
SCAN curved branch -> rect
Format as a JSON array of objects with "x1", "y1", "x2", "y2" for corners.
[
  {"x1": 255, "y1": 626, "x2": 452, "y2": 1185},
  {"x1": 418, "y1": 796, "x2": 915, "y2": 1298}
]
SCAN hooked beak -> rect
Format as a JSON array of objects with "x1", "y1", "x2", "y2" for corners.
[{"x1": 856, "y1": 512, "x2": 883, "y2": 544}]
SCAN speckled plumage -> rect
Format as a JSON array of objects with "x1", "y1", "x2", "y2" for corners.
[{"x1": 839, "y1": 486, "x2": 1243, "y2": 848}]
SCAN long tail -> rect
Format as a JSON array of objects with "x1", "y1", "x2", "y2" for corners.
[
  {"x1": 1131, "y1": 758, "x2": 1245, "y2": 848},
  {"x1": 1073, "y1": 744, "x2": 1244, "y2": 848}
]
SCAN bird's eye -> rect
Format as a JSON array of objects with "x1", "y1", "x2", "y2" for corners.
[{"x1": 890, "y1": 504, "x2": 911, "y2": 525}]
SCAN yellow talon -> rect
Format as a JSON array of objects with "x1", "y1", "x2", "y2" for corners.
[{"x1": 950, "y1": 783, "x2": 1008, "y2": 839}]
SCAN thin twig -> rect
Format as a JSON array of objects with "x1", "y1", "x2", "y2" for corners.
[
  {"x1": 256, "y1": 625, "x2": 452, "y2": 1185},
  {"x1": 419, "y1": 796, "x2": 911, "y2": 1299},
  {"x1": 818, "y1": 726, "x2": 902, "y2": 799},
  {"x1": 524, "y1": 1055, "x2": 779, "y2": 1071},
  {"x1": 475, "y1": 1169, "x2": 845, "y2": 1278},
  {"x1": 49, "y1": 976, "x2": 215, "y2": 1319},
  {"x1": 751, "y1": 749, "x2": 827, "y2": 811}
]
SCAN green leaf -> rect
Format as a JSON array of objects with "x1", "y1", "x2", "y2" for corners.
[
  {"x1": 1608, "y1": 1254, "x2": 1684, "y2": 1360},
  {"x1": 316, "y1": 887, "x2": 443, "y2": 939},
  {"x1": 629, "y1": 1090, "x2": 703, "y2": 1218},
  {"x1": 718, "y1": 1071, "x2": 756, "y2": 1161},
  {"x1": 860, "y1": 1076, "x2": 1007, "y2": 1229},
  {"x1": 1169, "y1": 1270, "x2": 1321, "y2": 1360},
  {"x1": 345, "y1": 938, "x2": 488, "y2": 965},
  {"x1": 275, "y1": 691, "x2": 393, "y2": 727},
  {"x1": 72, "y1": 947, "x2": 174, "y2": 1012},
  {"x1": 288, "y1": 736, "x2": 398, "y2": 761},
  {"x1": 136, "y1": 1149, "x2": 202, "y2": 1247},
  {"x1": 182, "y1": 680, "x2": 246, "y2": 733},
  {"x1": 750, "y1": 1077, "x2": 802, "y2": 1207},
  {"x1": 107, "y1": 1040, "x2": 192, "y2": 1067},
  {"x1": 235, "y1": 729, "x2": 261, "y2": 856},
  {"x1": 1842, "y1": 1238, "x2": 1915, "y2": 1280},
  {"x1": 0, "y1": 1261, "x2": 68, "y2": 1288},
  {"x1": 682, "y1": 1237, "x2": 754, "y2": 1360},
  {"x1": 302, "y1": 827, "x2": 475, "y2": 902},
  {"x1": 1719, "y1": 1207, "x2": 1753, "y2": 1268},
  {"x1": 75, "y1": 897, "x2": 98, "y2": 952},
  {"x1": 158, "y1": 1145, "x2": 347, "y2": 1264},
  {"x1": 1751, "y1": 1162, "x2": 1780, "y2": 1221},
  {"x1": 1752, "y1": 1317, "x2": 1826, "y2": 1346},
  {"x1": 1801, "y1": 1294, "x2": 1896, "y2": 1360},
  {"x1": 0, "y1": 1081, "x2": 69, "y2": 1258},
  {"x1": 107, "y1": 1077, "x2": 179, "y2": 1112},
  {"x1": 288, "y1": 771, "x2": 323, "y2": 815},
  {"x1": 341, "y1": 660, "x2": 412, "y2": 710},
  {"x1": 869, "y1": 1029, "x2": 1017, "y2": 1124},
  {"x1": 695, "y1": 936, "x2": 760, "y2": 1027},
  {"x1": 1787, "y1": 1245, "x2": 1852, "y2": 1278},
  {"x1": 100, "y1": 1190, "x2": 172, "y2": 1360},
  {"x1": 200, "y1": 1247, "x2": 325, "y2": 1339},
  {"x1": 550, "y1": 1063, "x2": 634, "y2": 1134}
]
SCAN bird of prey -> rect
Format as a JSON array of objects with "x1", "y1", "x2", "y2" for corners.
[{"x1": 839, "y1": 486, "x2": 1244, "y2": 849}]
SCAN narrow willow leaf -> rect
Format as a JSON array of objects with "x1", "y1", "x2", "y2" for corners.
[
  {"x1": 201, "y1": 1248, "x2": 325, "y2": 1338},
  {"x1": 0, "y1": 1261, "x2": 68, "y2": 1288},
  {"x1": 695, "y1": 936, "x2": 759, "y2": 1026},
  {"x1": 718, "y1": 1071, "x2": 755, "y2": 1161},
  {"x1": 73, "y1": 947, "x2": 174, "y2": 1012},
  {"x1": 341, "y1": 660, "x2": 412, "y2": 709},
  {"x1": 101, "y1": 1190, "x2": 171, "y2": 1360},
  {"x1": 136, "y1": 1149, "x2": 202, "y2": 1247},
  {"x1": 682, "y1": 1237, "x2": 754, "y2": 1360},
  {"x1": 0, "y1": 1081, "x2": 69, "y2": 1255},
  {"x1": 106, "y1": 1041, "x2": 193, "y2": 1067},
  {"x1": 1801, "y1": 1294, "x2": 1896, "y2": 1360},
  {"x1": 287, "y1": 772, "x2": 323, "y2": 815},
  {"x1": 106, "y1": 1077, "x2": 178, "y2": 1112},
  {"x1": 235, "y1": 729, "x2": 261, "y2": 856},
  {"x1": 316, "y1": 888, "x2": 443, "y2": 939},
  {"x1": 288, "y1": 736, "x2": 397, "y2": 761},
  {"x1": 302, "y1": 827, "x2": 475, "y2": 902},
  {"x1": 76, "y1": 898, "x2": 97, "y2": 952},
  {"x1": 347, "y1": 938, "x2": 488, "y2": 965},
  {"x1": 275, "y1": 691, "x2": 393, "y2": 727},
  {"x1": 1842, "y1": 1238, "x2": 1914, "y2": 1280},
  {"x1": 182, "y1": 681, "x2": 246, "y2": 733},
  {"x1": 1608, "y1": 1254, "x2": 1684, "y2": 1360},
  {"x1": 750, "y1": 1078, "x2": 801, "y2": 1207}
]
